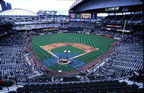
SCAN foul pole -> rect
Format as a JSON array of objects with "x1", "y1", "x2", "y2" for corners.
[{"x1": 121, "y1": 19, "x2": 127, "y2": 39}]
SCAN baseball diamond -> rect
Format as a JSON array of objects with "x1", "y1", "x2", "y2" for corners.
[
  {"x1": 0, "y1": 0, "x2": 143, "y2": 92},
  {"x1": 31, "y1": 33, "x2": 115, "y2": 73}
]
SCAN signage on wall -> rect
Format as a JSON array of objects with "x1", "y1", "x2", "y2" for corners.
[
  {"x1": 81, "y1": 13, "x2": 91, "y2": 19},
  {"x1": 70, "y1": 19, "x2": 75, "y2": 21},
  {"x1": 122, "y1": 7, "x2": 129, "y2": 12},
  {"x1": 91, "y1": 12, "x2": 96, "y2": 19},
  {"x1": 76, "y1": 14, "x2": 81, "y2": 19},
  {"x1": 105, "y1": 7, "x2": 119, "y2": 11},
  {"x1": 76, "y1": 19, "x2": 81, "y2": 21},
  {"x1": 70, "y1": 14, "x2": 76, "y2": 19}
]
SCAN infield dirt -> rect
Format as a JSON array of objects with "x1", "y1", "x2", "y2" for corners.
[{"x1": 41, "y1": 43, "x2": 99, "y2": 59}]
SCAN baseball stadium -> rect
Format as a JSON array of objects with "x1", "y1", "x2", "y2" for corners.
[{"x1": 0, "y1": 0, "x2": 143, "y2": 93}]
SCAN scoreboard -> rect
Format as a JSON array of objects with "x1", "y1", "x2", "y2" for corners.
[{"x1": 81, "y1": 13, "x2": 91, "y2": 19}]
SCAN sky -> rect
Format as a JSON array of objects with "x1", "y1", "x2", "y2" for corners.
[{"x1": 0, "y1": 0, "x2": 76, "y2": 15}]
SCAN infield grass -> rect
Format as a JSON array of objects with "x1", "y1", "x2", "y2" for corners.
[{"x1": 51, "y1": 46, "x2": 84, "y2": 54}]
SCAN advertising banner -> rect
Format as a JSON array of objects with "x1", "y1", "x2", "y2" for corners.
[
  {"x1": 91, "y1": 12, "x2": 96, "y2": 19},
  {"x1": 76, "y1": 19, "x2": 81, "y2": 21},
  {"x1": 81, "y1": 13, "x2": 91, "y2": 19},
  {"x1": 70, "y1": 14, "x2": 76, "y2": 19},
  {"x1": 76, "y1": 14, "x2": 81, "y2": 19}
]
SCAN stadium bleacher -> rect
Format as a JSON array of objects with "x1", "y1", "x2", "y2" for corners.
[
  {"x1": 0, "y1": 0, "x2": 143, "y2": 92},
  {"x1": 0, "y1": 20, "x2": 143, "y2": 92},
  {"x1": 104, "y1": 14, "x2": 144, "y2": 26},
  {"x1": 16, "y1": 80, "x2": 142, "y2": 93}
]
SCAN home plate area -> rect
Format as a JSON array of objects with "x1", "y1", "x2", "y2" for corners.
[{"x1": 42, "y1": 52, "x2": 86, "y2": 72}]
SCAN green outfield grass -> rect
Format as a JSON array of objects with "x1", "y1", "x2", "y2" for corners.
[{"x1": 31, "y1": 33, "x2": 115, "y2": 72}]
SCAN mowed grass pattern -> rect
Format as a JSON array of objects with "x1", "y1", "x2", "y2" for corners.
[
  {"x1": 51, "y1": 46, "x2": 84, "y2": 54},
  {"x1": 32, "y1": 33, "x2": 115, "y2": 72},
  {"x1": 32, "y1": 42, "x2": 53, "y2": 60}
]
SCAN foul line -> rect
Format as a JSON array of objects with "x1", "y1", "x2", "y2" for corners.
[
  {"x1": 47, "y1": 51, "x2": 59, "y2": 58},
  {"x1": 70, "y1": 53, "x2": 87, "y2": 59}
]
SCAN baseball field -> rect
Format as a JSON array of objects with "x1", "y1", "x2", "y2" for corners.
[{"x1": 31, "y1": 33, "x2": 115, "y2": 72}]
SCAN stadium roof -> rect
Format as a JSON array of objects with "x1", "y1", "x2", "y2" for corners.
[
  {"x1": 70, "y1": 0, "x2": 143, "y2": 13},
  {"x1": 0, "y1": 8, "x2": 37, "y2": 16}
]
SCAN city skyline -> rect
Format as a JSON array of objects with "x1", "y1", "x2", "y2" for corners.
[{"x1": 0, "y1": 0, "x2": 75, "y2": 15}]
